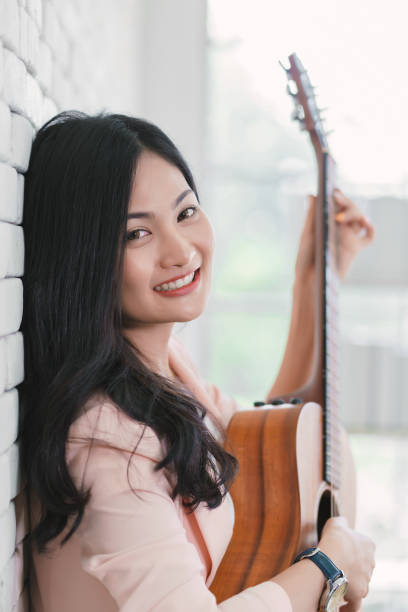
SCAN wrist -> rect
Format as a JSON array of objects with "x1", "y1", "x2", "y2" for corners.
[
  {"x1": 295, "y1": 557, "x2": 326, "y2": 590},
  {"x1": 293, "y1": 547, "x2": 349, "y2": 611},
  {"x1": 318, "y1": 539, "x2": 349, "y2": 578}
]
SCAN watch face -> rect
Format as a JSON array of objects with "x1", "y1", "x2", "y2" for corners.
[{"x1": 323, "y1": 578, "x2": 349, "y2": 611}]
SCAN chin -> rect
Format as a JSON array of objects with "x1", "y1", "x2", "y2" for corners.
[
  {"x1": 175, "y1": 312, "x2": 202, "y2": 324},
  {"x1": 173, "y1": 303, "x2": 206, "y2": 323},
  {"x1": 169, "y1": 287, "x2": 210, "y2": 323}
]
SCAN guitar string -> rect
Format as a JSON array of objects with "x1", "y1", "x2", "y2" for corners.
[{"x1": 329, "y1": 190, "x2": 340, "y2": 520}]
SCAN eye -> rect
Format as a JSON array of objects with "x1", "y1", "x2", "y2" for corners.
[
  {"x1": 126, "y1": 228, "x2": 150, "y2": 241},
  {"x1": 178, "y1": 206, "x2": 198, "y2": 221}
]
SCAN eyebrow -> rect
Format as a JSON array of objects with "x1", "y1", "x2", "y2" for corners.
[{"x1": 127, "y1": 188, "x2": 193, "y2": 220}]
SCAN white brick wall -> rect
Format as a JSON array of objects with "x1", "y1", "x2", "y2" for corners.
[{"x1": 0, "y1": 0, "x2": 143, "y2": 609}]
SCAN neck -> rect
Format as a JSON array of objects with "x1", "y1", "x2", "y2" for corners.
[{"x1": 122, "y1": 321, "x2": 175, "y2": 379}]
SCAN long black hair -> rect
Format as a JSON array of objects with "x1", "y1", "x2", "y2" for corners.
[{"x1": 20, "y1": 111, "x2": 238, "y2": 553}]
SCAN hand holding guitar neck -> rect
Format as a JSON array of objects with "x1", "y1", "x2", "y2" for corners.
[
  {"x1": 332, "y1": 189, "x2": 375, "y2": 280},
  {"x1": 294, "y1": 192, "x2": 374, "y2": 283}
]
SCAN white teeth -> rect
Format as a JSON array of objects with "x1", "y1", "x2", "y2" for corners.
[{"x1": 154, "y1": 270, "x2": 196, "y2": 292}]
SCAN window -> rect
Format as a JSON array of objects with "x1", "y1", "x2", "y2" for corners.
[{"x1": 203, "y1": 1, "x2": 408, "y2": 609}]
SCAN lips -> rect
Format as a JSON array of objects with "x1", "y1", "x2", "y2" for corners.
[
  {"x1": 153, "y1": 268, "x2": 201, "y2": 297},
  {"x1": 153, "y1": 268, "x2": 199, "y2": 291}
]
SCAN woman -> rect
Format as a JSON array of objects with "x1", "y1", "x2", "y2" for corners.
[{"x1": 21, "y1": 111, "x2": 375, "y2": 612}]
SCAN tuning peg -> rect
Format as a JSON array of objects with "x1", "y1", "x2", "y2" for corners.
[
  {"x1": 286, "y1": 83, "x2": 298, "y2": 98},
  {"x1": 291, "y1": 108, "x2": 300, "y2": 121},
  {"x1": 316, "y1": 113, "x2": 329, "y2": 125},
  {"x1": 279, "y1": 59, "x2": 290, "y2": 73},
  {"x1": 291, "y1": 105, "x2": 305, "y2": 122},
  {"x1": 291, "y1": 115, "x2": 307, "y2": 132}
]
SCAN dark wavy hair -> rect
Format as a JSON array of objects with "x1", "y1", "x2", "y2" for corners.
[{"x1": 20, "y1": 111, "x2": 238, "y2": 554}]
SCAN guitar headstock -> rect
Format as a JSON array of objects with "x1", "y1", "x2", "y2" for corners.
[{"x1": 281, "y1": 53, "x2": 329, "y2": 156}]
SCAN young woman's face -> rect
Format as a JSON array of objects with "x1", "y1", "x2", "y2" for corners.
[{"x1": 121, "y1": 151, "x2": 214, "y2": 327}]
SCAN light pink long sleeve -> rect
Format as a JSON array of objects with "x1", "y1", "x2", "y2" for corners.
[{"x1": 30, "y1": 336, "x2": 292, "y2": 612}]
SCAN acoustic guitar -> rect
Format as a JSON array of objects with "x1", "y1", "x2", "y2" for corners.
[{"x1": 210, "y1": 53, "x2": 356, "y2": 603}]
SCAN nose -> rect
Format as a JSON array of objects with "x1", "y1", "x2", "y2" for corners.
[{"x1": 159, "y1": 229, "x2": 196, "y2": 269}]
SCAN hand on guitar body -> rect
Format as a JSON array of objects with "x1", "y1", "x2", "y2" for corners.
[
  {"x1": 270, "y1": 516, "x2": 375, "y2": 612},
  {"x1": 295, "y1": 189, "x2": 375, "y2": 283},
  {"x1": 319, "y1": 516, "x2": 376, "y2": 612}
]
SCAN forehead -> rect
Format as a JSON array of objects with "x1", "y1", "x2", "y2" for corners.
[{"x1": 128, "y1": 151, "x2": 189, "y2": 212}]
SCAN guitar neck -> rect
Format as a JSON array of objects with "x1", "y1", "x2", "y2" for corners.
[
  {"x1": 267, "y1": 53, "x2": 342, "y2": 489},
  {"x1": 316, "y1": 152, "x2": 341, "y2": 488}
]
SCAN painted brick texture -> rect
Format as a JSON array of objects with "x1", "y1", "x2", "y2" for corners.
[{"x1": 0, "y1": 0, "x2": 141, "y2": 609}]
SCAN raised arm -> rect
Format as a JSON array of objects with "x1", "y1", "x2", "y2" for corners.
[{"x1": 266, "y1": 190, "x2": 374, "y2": 400}]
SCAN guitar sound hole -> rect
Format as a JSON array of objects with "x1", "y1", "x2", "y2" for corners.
[{"x1": 317, "y1": 490, "x2": 338, "y2": 539}]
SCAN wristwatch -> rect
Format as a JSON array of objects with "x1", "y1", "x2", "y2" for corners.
[{"x1": 293, "y1": 547, "x2": 348, "y2": 611}]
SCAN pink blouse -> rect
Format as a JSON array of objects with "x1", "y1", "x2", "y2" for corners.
[{"x1": 29, "y1": 335, "x2": 292, "y2": 611}]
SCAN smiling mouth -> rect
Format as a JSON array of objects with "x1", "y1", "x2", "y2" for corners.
[{"x1": 154, "y1": 268, "x2": 200, "y2": 293}]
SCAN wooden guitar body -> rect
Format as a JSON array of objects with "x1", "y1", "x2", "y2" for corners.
[{"x1": 210, "y1": 403, "x2": 356, "y2": 602}]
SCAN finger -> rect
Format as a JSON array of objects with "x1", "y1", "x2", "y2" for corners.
[
  {"x1": 332, "y1": 190, "x2": 370, "y2": 235},
  {"x1": 350, "y1": 219, "x2": 367, "y2": 236},
  {"x1": 336, "y1": 210, "x2": 374, "y2": 236},
  {"x1": 333, "y1": 192, "x2": 372, "y2": 229},
  {"x1": 340, "y1": 600, "x2": 362, "y2": 612},
  {"x1": 362, "y1": 218, "x2": 375, "y2": 241},
  {"x1": 346, "y1": 216, "x2": 375, "y2": 243},
  {"x1": 333, "y1": 188, "x2": 354, "y2": 210},
  {"x1": 326, "y1": 515, "x2": 349, "y2": 528},
  {"x1": 358, "y1": 222, "x2": 375, "y2": 243},
  {"x1": 335, "y1": 206, "x2": 364, "y2": 223}
]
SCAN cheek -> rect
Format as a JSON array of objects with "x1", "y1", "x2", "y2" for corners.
[
  {"x1": 199, "y1": 217, "x2": 215, "y2": 262},
  {"x1": 122, "y1": 252, "x2": 149, "y2": 298}
]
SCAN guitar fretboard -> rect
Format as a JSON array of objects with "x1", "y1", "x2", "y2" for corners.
[{"x1": 323, "y1": 154, "x2": 342, "y2": 490}]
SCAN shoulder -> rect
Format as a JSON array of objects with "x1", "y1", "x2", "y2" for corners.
[{"x1": 68, "y1": 391, "x2": 165, "y2": 463}]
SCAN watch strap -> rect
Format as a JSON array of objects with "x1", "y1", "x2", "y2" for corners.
[{"x1": 293, "y1": 547, "x2": 343, "y2": 582}]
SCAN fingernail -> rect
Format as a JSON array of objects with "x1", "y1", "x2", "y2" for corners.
[{"x1": 335, "y1": 211, "x2": 345, "y2": 222}]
